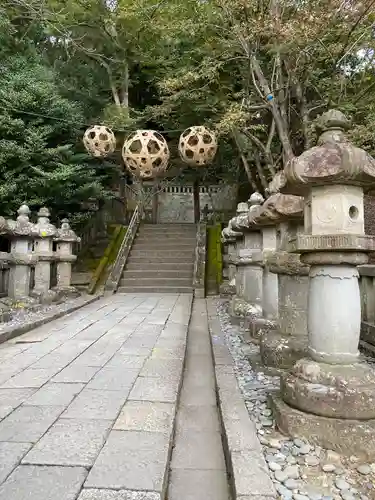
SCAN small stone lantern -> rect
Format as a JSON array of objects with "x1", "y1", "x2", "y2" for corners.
[
  {"x1": 33, "y1": 207, "x2": 57, "y2": 297},
  {"x1": 273, "y1": 110, "x2": 375, "y2": 458},
  {"x1": 7, "y1": 205, "x2": 37, "y2": 300},
  {"x1": 54, "y1": 219, "x2": 80, "y2": 292}
]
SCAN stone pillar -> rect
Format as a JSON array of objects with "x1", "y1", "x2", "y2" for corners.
[
  {"x1": 54, "y1": 219, "x2": 80, "y2": 292},
  {"x1": 230, "y1": 195, "x2": 264, "y2": 322},
  {"x1": 219, "y1": 234, "x2": 238, "y2": 296},
  {"x1": 33, "y1": 208, "x2": 56, "y2": 297},
  {"x1": 261, "y1": 225, "x2": 278, "y2": 321},
  {"x1": 7, "y1": 205, "x2": 36, "y2": 300},
  {"x1": 272, "y1": 110, "x2": 375, "y2": 459}
]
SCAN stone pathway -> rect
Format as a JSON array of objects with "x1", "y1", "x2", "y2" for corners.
[{"x1": 0, "y1": 293, "x2": 193, "y2": 500}]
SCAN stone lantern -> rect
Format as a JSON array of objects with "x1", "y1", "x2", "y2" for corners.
[
  {"x1": 54, "y1": 219, "x2": 80, "y2": 292},
  {"x1": 33, "y1": 207, "x2": 57, "y2": 298},
  {"x1": 7, "y1": 205, "x2": 37, "y2": 300},
  {"x1": 272, "y1": 110, "x2": 375, "y2": 459},
  {"x1": 230, "y1": 193, "x2": 265, "y2": 321},
  {"x1": 221, "y1": 204, "x2": 247, "y2": 296}
]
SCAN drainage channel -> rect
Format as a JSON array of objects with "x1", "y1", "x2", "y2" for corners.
[{"x1": 167, "y1": 298, "x2": 231, "y2": 500}]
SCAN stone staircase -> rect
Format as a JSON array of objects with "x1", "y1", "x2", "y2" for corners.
[{"x1": 118, "y1": 224, "x2": 196, "y2": 294}]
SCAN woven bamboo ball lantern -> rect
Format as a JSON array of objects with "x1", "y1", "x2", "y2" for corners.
[
  {"x1": 83, "y1": 125, "x2": 116, "y2": 158},
  {"x1": 178, "y1": 126, "x2": 217, "y2": 166},
  {"x1": 122, "y1": 130, "x2": 170, "y2": 179}
]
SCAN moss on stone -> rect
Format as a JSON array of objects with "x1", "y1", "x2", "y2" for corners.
[
  {"x1": 87, "y1": 225, "x2": 127, "y2": 294},
  {"x1": 206, "y1": 223, "x2": 223, "y2": 294}
]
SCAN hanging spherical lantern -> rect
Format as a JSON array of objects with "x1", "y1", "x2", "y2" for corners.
[
  {"x1": 83, "y1": 125, "x2": 116, "y2": 158},
  {"x1": 122, "y1": 130, "x2": 170, "y2": 179},
  {"x1": 178, "y1": 126, "x2": 218, "y2": 166}
]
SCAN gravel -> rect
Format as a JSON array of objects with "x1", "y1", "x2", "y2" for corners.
[
  {"x1": 215, "y1": 299, "x2": 375, "y2": 500},
  {"x1": 0, "y1": 295, "x2": 91, "y2": 336}
]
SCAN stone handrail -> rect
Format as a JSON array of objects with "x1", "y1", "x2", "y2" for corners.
[
  {"x1": 105, "y1": 204, "x2": 142, "y2": 292},
  {"x1": 193, "y1": 222, "x2": 207, "y2": 298}
]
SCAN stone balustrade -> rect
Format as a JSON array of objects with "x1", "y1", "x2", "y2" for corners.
[
  {"x1": 0, "y1": 205, "x2": 80, "y2": 304},
  {"x1": 221, "y1": 109, "x2": 375, "y2": 459}
]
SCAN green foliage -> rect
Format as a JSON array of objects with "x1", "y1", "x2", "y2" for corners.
[{"x1": 0, "y1": 8, "x2": 116, "y2": 226}]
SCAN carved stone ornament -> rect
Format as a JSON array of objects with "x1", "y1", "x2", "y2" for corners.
[
  {"x1": 282, "y1": 110, "x2": 375, "y2": 195},
  {"x1": 83, "y1": 125, "x2": 116, "y2": 158},
  {"x1": 35, "y1": 207, "x2": 57, "y2": 238},
  {"x1": 178, "y1": 126, "x2": 218, "y2": 166},
  {"x1": 122, "y1": 130, "x2": 170, "y2": 179},
  {"x1": 55, "y1": 219, "x2": 80, "y2": 243},
  {"x1": 6, "y1": 205, "x2": 37, "y2": 237},
  {"x1": 250, "y1": 193, "x2": 304, "y2": 226}
]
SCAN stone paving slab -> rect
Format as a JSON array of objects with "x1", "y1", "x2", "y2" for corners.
[
  {"x1": 85, "y1": 430, "x2": 171, "y2": 493},
  {"x1": 0, "y1": 388, "x2": 36, "y2": 420},
  {"x1": 0, "y1": 293, "x2": 192, "y2": 499},
  {"x1": 114, "y1": 401, "x2": 175, "y2": 433},
  {"x1": 52, "y1": 365, "x2": 100, "y2": 383},
  {"x1": 25, "y1": 382, "x2": 84, "y2": 406},
  {"x1": 23, "y1": 418, "x2": 112, "y2": 467},
  {"x1": 175, "y1": 404, "x2": 220, "y2": 433},
  {"x1": 168, "y1": 469, "x2": 230, "y2": 500},
  {"x1": 0, "y1": 442, "x2": 32, "y2": 483},
  {"x1": 86, "y1": 368, "x2": 140, "y2": 392},
  {"x1": 0, "y1": 465, "x2": 87, "y2": 500},
  {"x1": 62, "y1": 388, "x2": 128, "y2": 420},
  {"x1": 128, "y1": 376, "x2": 180, "y2": 403},
  {"x1": 78, "y1": 489, "x2": 160, "y2": 500},
  {"x1": 0, "y1": 405, "x2": 65, "y2": 442}
]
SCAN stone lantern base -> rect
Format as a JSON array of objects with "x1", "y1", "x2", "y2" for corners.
[
  {"x1": 271, "y1": 357, "x2": 375, "y2": 459},
  {"x1": 260, "y1": 332, "x2": 308, "y2": 370},
  {"x1": 270, "y1": 395, "x2": 375, "y2": 460}
]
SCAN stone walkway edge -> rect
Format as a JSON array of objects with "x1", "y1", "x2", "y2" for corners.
[
  {"x1": 0, "y1": 295, "x2": 101, "y2": 345},
  {"x1": 206, "y1": 297, "x2": 277, "y2": 500}
]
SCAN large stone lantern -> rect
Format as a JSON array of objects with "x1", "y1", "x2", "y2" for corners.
[{"x1": 272, "y1": 110, "x2": 375, "y2": 458}]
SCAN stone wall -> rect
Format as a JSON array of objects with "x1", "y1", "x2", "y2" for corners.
[{"x1": 125, "y1": 184, "x2": 238, "y2": 223}]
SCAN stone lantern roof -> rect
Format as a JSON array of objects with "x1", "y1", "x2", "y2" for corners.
[{"x1": 282, "y1": 110, "x2": 375, "y2": 196}]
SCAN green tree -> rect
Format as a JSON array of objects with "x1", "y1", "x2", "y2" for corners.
[{"x1": 0, "y1": 8, "x2": 116, "y2": 226}]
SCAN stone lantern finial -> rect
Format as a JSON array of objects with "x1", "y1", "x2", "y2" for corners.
[
  {"x1": 37, "y1": 207, "x2": 50, "y2": 221},
  {"x1": 249, "y1": 192, "x2": 264, "y2": 207},
  {"x1": 17, "y1": 204, "x2": 30, "y2": 223},
  {"x1": 315, "y1": 109, "x2": 350, "y2": 135},
  {"x1": 61, "y1": 218, "x2": 70, "y2": 230}
]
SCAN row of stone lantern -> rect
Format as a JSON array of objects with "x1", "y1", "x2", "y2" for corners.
[
  {"x1": 221, "y1": 110, "x2": 375, "y2": 460},
  {"x1": 0, "y1": 205, "x2": 79, "y2": 301},
  {"x1": 83, "y1": 124, "x2": 218, "y2": 179}
]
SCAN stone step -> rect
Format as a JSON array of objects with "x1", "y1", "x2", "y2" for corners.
[
  {"x1": 120, "y1": 277, "x2": 192, "y2": 287},
  {"x1": 135, "y1": 236, "x2": 196, "y2": 243},
  {"x1": 117, "y1": 285, "x2": 193, "y2": 294},
  {"x1": 132, "y1": 243, "x2": 195, "y2": 251},
  {"x1": 125, "y1": 261, "x2": 194, "y2": 270},
  {"x1": 122, "y1": 269, "x2": 192, "y2": 279},
  {"x1": 140, "y1": 224, "x2": 196, "y2": 229},
  {"x1": 129, "y1": 250, "x2": 195, "y2": 259},
  {"x1": 138, "y1": 229, "x2": 196, "y2": 235}
]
